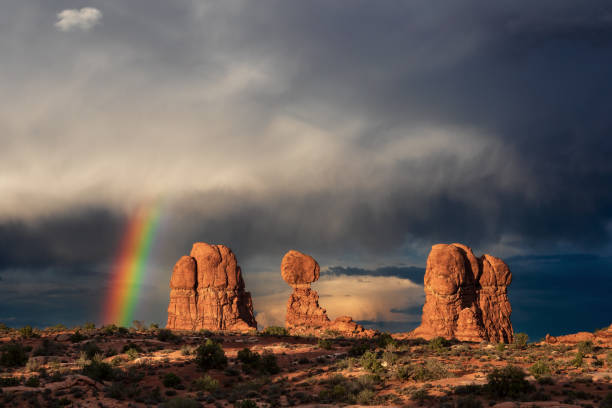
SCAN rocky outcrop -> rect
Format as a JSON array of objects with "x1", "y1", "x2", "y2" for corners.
[
  {"x1": 411, "y1": 243, "x2": 513, "y2": 343},
  {"x1": 545, "y1": 324, "x2": 612, "y2": 346},
  {"x1": 167, "y1": 243, "x2": 257, "y2": 332},
  {"x1": 281, "y1": 250, "x2": 375, "y2": 337}
]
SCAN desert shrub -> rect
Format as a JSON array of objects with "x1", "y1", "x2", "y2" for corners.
[
  {"x1": 160, "y1": 397, "x2": 201, "y2": 408},
  {"x1": 24, "y1": 376, "x2": 40, "y2": 387},
  {"x1": 262, "y1": 326, "x2": 288, "y2": 336},
  {"x1": 537, "y1": 376, "x2": 555, "y2": 385},
  {"x1": 454, "y1": 384, "x2": 485, "y2": 395},
  {"x1": 0, "y1": 377, "x2": 20, "y2": 387},
  {"x1": 163, "y1": 372, "x2": 182, "y2": 388},
  {"x1": 428, "y1": 336, "x2": 450, "y2": 352},
  {"x1": 237, "y1": 348, "x2": 260, "y2": 366},
  {"x1": 318, "y1": 338, "x2": 333, "y2": 350},
  {"x1": 412, "y1": 359, "x2": 449, "y2": 381},
  {"x1": 181, "y1": 345, "x2": 196, "y2": 356},
  {"x1": 83, "y1": 360, "x2": 115, "y2": 381},
  {"x1": 571, "y1": 351, "x2": 584, "y2": 367},
  {"x1": 349, "y1": 342, "x2": 370, "y2": 357},
  {"x1": 600, "y1": 393, "x2": 612, "y2": 408},
  {"x1": 496, "y1": 343, "x2": 506, "y2": 353},
  {"x1": 83, "y1": 322, "x2": 96, "y2": 331},
  {"x1": 32, "y1": 339, "x2": 65, "y2": 357},
  {"x1": 529, "y1": 359, "x2": 552, "y2": 378},
  {"x1": 195, "y1": 339, "x2": 227, "y2": 371},
  {"x1": 382, "y1": 350, "x2": 398, "y2": 367},
  {"x1": 192, "y1": 374, "x2": 219, "y2": 392},
  {"x1": 486, "y1": 365, "x2": 534, "y2": 399},
  {"x1": 0, "y1": 343, "x2": 28, "y2": 367},
  {"x1": 157, "y1": 328, "x2": 179, "y2": 342},
  {"x1": 394, "y1": 365, "x2": 411, "y2": 380},
  {"x1": 82, "y1": 342, "x2": 102, "y2": 360},
  {"x1": 375, "y1": 332, "x2": 397, "y2": 349},
  {"x1": 261, "y1": 351, "x2": 280, "y2": 374},
  {"x1": 456, "y1": 395, "x2": 483, "y2": 408},
  {"x1": 606, "y1": 351, "x2": 612, "y2": 367},
  {"x1": 513, "y1": 333, "x2": 529, "y2": 349},
  {"x1": 360, "y1": 351, "x2": 383, "y2": 373},
  {"x1": 577, "y1": 341, "x2": 593, "y2": 355},
  {"x1": 126, "y1": 348, "x2": 139, "y2": 361},
  {"x1": 411, "y1": 388, "x2": 429, "y2": 402},
  {"x1": 235, "y1": 400, "x2": 257, "y2": 408},
  {"x1": 121, "y1": 342, "x2": 143, "y2": 353},
  {"x1": 19, "y1": 325, "x2": 37, "y2": 338},
  {"x1": 356, "y1": 389, "x2": 376, "y2": 405},
  {"x1": 70, "y1": 330, "x2": 86, "y2": 343}
]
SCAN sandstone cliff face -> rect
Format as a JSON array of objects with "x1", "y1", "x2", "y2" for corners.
[
  {"x1": 411, "y1": 243, "x2": 513, "y2": 343},
  {"x1": 167, "y1": 243, "x2": 257, "y2": 332},
  {"x1": 546, "y1": 323, "x2": 612, "y2": 346},
  {"x1": 281, "y1": 250, "x2": 375, "y2": 337}
]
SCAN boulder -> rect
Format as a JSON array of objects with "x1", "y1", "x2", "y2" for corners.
[
  {"x1": 166, "y1": 243, "x2": 257, "y2": 332},
  {"x1": 411, "y1": 243, "x2": 513, "y2": 343}
]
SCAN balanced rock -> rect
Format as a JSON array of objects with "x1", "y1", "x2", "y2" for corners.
[
  {"x1": 167, "y1": 243, "x2": 257, "y2": 332},
  {"x1": 281, "y1": 250, "x2": 375, "y2": 337},
  {"x1": 411, "y1": 243, "x2": 513, "y2": 343}
]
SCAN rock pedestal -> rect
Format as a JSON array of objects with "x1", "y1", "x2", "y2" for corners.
[
  {"x1": 281, "y1": 250, "x2": 375, "y2": 337},
  {"x1": 167, "y1": 243, "x2": 257, "y2": 332},
  {"x1": 411, "y1": 243, "x2": 513, "y2": 343}
]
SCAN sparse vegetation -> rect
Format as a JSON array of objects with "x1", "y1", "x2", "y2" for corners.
[
  {"x1": 195, "y1": 339, "x2": 228, "y2": 370},
  {"x1": 529, "y1": 359, "x2": 552, "y2": 378},
  {"x1": 486, "y1": 365, "x2": 534, "y2": 399},
  {"x1": 0, "y1": 343, "x2": 28, "y2": 367},
  {"x1": 513, "y1": 333, "x2": 529, "y2": 349},
  {"x1": 262, "y1": 326, "x2": 289, "y2": 336}
]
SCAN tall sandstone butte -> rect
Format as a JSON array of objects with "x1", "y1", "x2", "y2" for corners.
[
  {"x1": 167, "y1": 243, "x2": 257, "y2": 332},
  {"x1": 411, "y1": 243, "x2": 513, "y2": 343},
  {"x1": 281, "y1": 250, "x2": 375, "y2": 337}
]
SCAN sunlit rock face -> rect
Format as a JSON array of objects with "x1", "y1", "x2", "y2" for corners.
[
  {"x1": 167, "y1": 243, "x2": 257, "y2": 332},
  {"x1": 281, "y1": 249, "x2": 375, "y2": 337},
  {"x1": 411, "y1": 243, "x2": 513, "y2": 343}
]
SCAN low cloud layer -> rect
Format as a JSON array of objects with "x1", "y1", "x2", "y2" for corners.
[{"x1": 55, "y1": 7, "x2": 102, "y2": 32}]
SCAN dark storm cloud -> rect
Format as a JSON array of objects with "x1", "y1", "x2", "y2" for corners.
[
  {"x1": 325, "y1": 266, "x2": 425, "y2": 283},
  {"x1": 1, "y1": 1, "x2": 612, "y2": 334}
]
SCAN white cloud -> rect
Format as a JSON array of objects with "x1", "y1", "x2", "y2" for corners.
[{"x1": 55, "y1": 7, "x2": 102, "y2": 32}]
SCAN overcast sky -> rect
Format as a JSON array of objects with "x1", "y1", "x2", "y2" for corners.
[{"x1": 1, "y1": 0, "x2": 611, "y2": 340}]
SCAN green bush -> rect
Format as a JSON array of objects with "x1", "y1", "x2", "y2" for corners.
[
  {"x1": 571, "y1": 351, "x2": 584, "y2": 367},
  {"x1": 19, "y1": 325, "x2": 37, "y2": 339},
  {"x1": 82, "y1": 342, "x2": 102, "y2": 360},
  {"x1": 355, "y1": 389, "x2": 376, "y2": 405},
  {"x1": 360, "y1": 351, "x2": 383, "y2": 373},
  {"x1": 82, "y1": 360, "x2": 115, "y2": 382},
  {"x1": 349, "y1": 342, "x2": 370, "y2": 357},
  {"x1": 412, "y1": 359, "x2": 449, "y2": 381},
  {"x1": 513, "y1": 333, "x2": 529, "y2": 349},
  {"x1": 0, "y1": 343, "x2": 28, "y2": 367},
  {"x1": 529, "y1": 359, "x2": 552, "y2": 378},
  {"x1": 318, "y1": 338, "x2": 333, "y2": 350},
  {"x1": 607, "y1": 351, "x2": 612, "y2": 367},
  {"x1": 375, "y1": 332, "x2": 397, "y2": 349},
  {"x1": 262, "y1": 326, "x2": 288, "y2": 336},
  {"x1": 192, "y1": 374, "x2": 219, "y2": 392},
  {"x1": 157, "y1": 329, "x2": 179, "y2": 342},
  {"x1": 24, "y1": 376, "x2": 40, "y2": 387},
  {"x1": 237, "y1": 348, "x2": 261, "y2": 366},
  {"x1": 163, "y1": 372, "x2": 182, "y2": 388},
  {"x1": 235, "y1": 400, "x2": 257, "y2": 408},
  {"x1": 577, "y1": 341, "x2": 593, "y2": 355},
  {"x1": 486, "y1": 365, "x2": 534, "y2": 398},
  {"x1": 496, "y1": 343, "x2": 506, "y2": 353},
  {"x1": 428, "y1": 336, "x2": 450, "y2": 352},
  {"x1": 83, "y1": 322, "x2": 96, "y2": 331},
  {"x1": 70, "y1": 330, "x2": 86, "y2": 343},
  {"x1": 0, "y1": 377, "x2": 20, "y2": 387},
  {"x1": 260, "y1": 351, "x2": 280, "y2": 374},
  {"x1": 195, "y1": 339, "x2": 227, "y2": 371}
]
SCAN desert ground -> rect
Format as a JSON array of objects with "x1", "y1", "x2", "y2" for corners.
[{"x1": 1, "y1": 324, "x2": 611, "y2": 408}]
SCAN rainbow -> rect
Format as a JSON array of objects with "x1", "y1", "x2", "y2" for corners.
[{"x1": 103, "y1": 202, "x2": 162, "y2": 327}]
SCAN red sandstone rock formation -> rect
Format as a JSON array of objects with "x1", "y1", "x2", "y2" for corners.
[
  {"x1": 545, "y1": 324, "x2": 612, "y2": 346},
  {"x1": 281, "y1": 250, "x2": 375, "y2": 337},
  {"x1": 167, "y1": 243, "x2": 257, "y2": 332},
  {"x1": 411, "y1": 243, "x2": 513, "y2": 343}
]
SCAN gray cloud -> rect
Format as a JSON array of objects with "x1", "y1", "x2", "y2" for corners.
[
  {"x1": 0, "y1": 1, "x2": 611, "y2": 334},
  {"x1": 55, "y1": 7, "x2": 102, "y2": 32}
]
